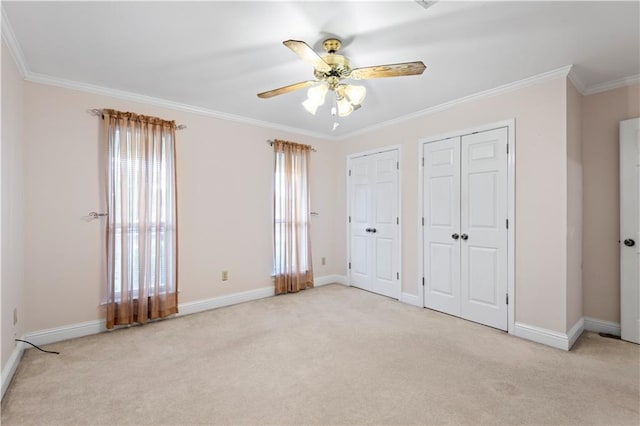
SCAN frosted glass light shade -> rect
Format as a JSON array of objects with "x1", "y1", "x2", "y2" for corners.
[
  {"x1": 302, "y1": 84, "x2": 328, "y2": 115},
  {"x1": 337, "y1": 97, "x2": 354, "y2": 117},
  {"x1": 345, "y1": 85, "x2": 366, "y2": 105},
  {"x1": 308, "y1": 84, "x2": 328, "y2": 103},
  {"x1": 302, "y1": 98, "x2": 320, "y2": 115}
]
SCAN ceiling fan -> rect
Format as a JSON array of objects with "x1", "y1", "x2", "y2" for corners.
[{"x1": 257, "y1": 38, "x2": 426, "y2": 118}]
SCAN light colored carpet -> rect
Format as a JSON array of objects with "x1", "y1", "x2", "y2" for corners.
[{"x1": 2, "y1": 284, "x2": 639, "y2": 425}]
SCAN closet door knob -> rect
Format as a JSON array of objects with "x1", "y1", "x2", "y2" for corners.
[
  {"x1": 365, "y1": 228, "x2": 372, "y2": 233},
  {"x1": 461, "y1": 234, "x2": 469, "y2": 240},
  {"x1": 624, "y1": 239, "x2": 635, "y2": 247},
  {"x1": 371, "y1": 228, "x2": 377, "y2": 233},
  {"x1": 451, "y1": 233, "x2": 460, "y2": 240}
]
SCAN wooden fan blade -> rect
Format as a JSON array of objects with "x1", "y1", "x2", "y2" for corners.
[
  {"x1": 257, "y1": 80, "x2": 317, "y2": 99},
  {"x1": 350, "y1": 61, "x2": 426, "y2": 80},
  {"x1": 283, "y1": 40, "x2": 332, "y2": 73}
]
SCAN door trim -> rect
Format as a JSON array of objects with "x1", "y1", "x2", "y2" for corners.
[
  {"x1": 346, "y1": 145, "x2": 402, "y2": 299},
  {"x1": 417, "y1": 119, "x2": 516, "y2": 334}
]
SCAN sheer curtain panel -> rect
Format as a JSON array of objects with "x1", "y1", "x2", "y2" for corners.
[
  {"x1": 104, "y1": 109, "x2": 178, "y2": 329},
  {"x1": 273, "y1": 139, "x2": 314, "y2": 295}
]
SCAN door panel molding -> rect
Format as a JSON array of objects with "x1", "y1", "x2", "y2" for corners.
[{"x1": 418, "y1": 119, "x2": 516, "y2": 334}]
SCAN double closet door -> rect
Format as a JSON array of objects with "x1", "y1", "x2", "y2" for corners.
[
  {"x1": 349, "y1": 149, "x2": 400, "y2": 299},
  {"x1": 422, "y1": 127, "x2": 508, "y2": 330}
]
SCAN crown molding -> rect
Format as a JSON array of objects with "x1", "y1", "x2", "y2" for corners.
[
  {"x1": 24, "y1": 72, "x2": 331, "y2": 140},
  {"x1": 1, "y1": 6, "x2": 28, "y2": 78},
  {"x1": 567, "y1": 67, "x2": 587, "y2": 95},
  {"x1": 336, "y1": 65, "x2": 574, "y2": 140},
  {"x1": 584, "y1": 73, "x2": 640, "y2": 96}
]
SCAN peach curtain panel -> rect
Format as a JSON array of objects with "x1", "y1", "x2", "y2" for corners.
[
  {"x1": 103, "y1": 109, "x2": 178, "y2": 329},
  {"x1": 273, "y1": 139, "x2": 314, "y2": 294}
]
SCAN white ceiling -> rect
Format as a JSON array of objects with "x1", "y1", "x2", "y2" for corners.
[{"x1": 3, "y1": 1, "x2": 639, "y2": 138}]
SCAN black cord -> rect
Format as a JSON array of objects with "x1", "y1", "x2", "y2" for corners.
[{"x1": 15, "y1": 339, "x2": 60, "y2": 355}]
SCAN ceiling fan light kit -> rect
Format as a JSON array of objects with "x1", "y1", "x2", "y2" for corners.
[{"x1": 258, "y1": 38, "x2": 426, "y2": 125}]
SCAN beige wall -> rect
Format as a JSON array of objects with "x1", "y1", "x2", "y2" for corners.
[
  {"x1": 1, "y1": 41, "x2": 26, "y2": 370},
  {"x1": 566, "y1": 79, "x2": 583, "y2": 330},
  {"x1": 337, "y1": 77, "x2": 569, "y2": 333},
  {"x1": 582, "y1": 83, "x2": 640, "y2": 324},
  {"x1": 21, "y1": 82, "x2": 339, "y2": 333},
  {"x1": 8, "y1": 62, "x2": 639, "y2": 341}
]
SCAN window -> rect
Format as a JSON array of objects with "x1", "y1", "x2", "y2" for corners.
[{"x1": 111, "y1": 128, "x2": 173, "y2": 300}]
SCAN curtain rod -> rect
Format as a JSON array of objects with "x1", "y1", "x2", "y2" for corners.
[
  {"x1": 88, "y1": 109, "x2": 187, "y2": 130},
  {"x1": 267, "y1": 139, "x2": 316, "y2": 152}
]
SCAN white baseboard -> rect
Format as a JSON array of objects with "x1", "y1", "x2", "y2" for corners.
[
  {"x1": 567, "y1": 317, "x2": 585, "y2": 350},
  {"x1": 25, "y1": 287, "x2": 277, "y2": 347},
  {"x1": 24, "y1": 319, "x2": 107, "y2": 347},
  {"x1": 584, "y1": 317, "x2": 621, "y2": 336},
  {"x1": 1, "y1": 341, "x2": 25, "y2": 400},
  {"x1": 515, "y1": 317, "x2": 628, "y2": 350},
  {"x1": 315, "y1": 274, "x2": 348, "y2": 286},
  {"x1": 400, "y1": 292, "x2": 422, "y2": 307},
  {"x1": 178, "y1": 286, "x2": 274, "y2": 316},
  {"x1": 514, "y1": 322, "x2": 572, "y2": 351}
]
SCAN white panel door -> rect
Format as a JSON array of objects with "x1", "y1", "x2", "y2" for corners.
[
  {"x1": 348, "y1": 150, "x2": 400, "y2": 299},
  {"x1": 422, "y1": 127, "x2": 509, "y2": 331},
  {"x1": 371, "y1": 150, "x2": 400, "y2": 299},
  {"x1": 620, "y1": 117, "x2": 640, "y2": 344},
  {"x1": 349, "y1": 155, "x2": 373, "y2": 291},
  {"x1": 423, "y1": 137, "x2": 461, "y2": 316},
  {"x1": 460, "y1": 128, "x2": 508, "y2": 331}
]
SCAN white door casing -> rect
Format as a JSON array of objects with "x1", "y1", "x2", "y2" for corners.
[
  {"x1": 348, "y1": 148, "x2": 401, "y2": 299},
  {"x1": 421, "y1": 125, "x2": 510, "y2": 332},
  {"x1": 620, "y1": 117, "x2": 640, "y2": 344}
]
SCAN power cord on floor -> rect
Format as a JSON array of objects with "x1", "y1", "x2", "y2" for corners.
[{"x1": 15, "y1": 339, "x2": 60, "y2": 355}]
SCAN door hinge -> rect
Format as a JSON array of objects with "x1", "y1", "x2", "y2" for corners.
[
  {"x1": 422, "y1": 277, "x2": 425, "y2": 286},
  {"x1": 349, "y1": 262, "x2": 351, "y2": 270},
  {"x1": 349, "y1": 169, "x2": 351, "y2": 177},
  {"x1": 506, "y1": 219, "x2": 509, "y2": 229},
  {"x1": 397, "y1": 217, "x2": 399, "y2": 225},
  {"x1": 397, "y1": 161, "x2": 399, "y2": 170},
  {"x1": 421, "y1": 217, "x2": 424, "y2": 226},
  {"x1": 397, "y1": 272, "x2": 400, "y2": 280},
  {"x1": 349, "y1": 216, "x2": 351, "y2": 223},
  {"x1": 506, "y1": 293, "x2": 509, "y2": 305},
  {"x1": 506, "y1": 144, "x2": 509, "y2": 154},
  {"x1": 421, "y1": 157, "x2": 424, "y2": 167}
]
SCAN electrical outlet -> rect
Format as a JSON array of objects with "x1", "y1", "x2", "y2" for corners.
[
  {"x1": 13, "y1": 308, "x2": 18, "y2": 325},
  {"x1": 221, "y1": 270, "x2": 229, "y2": 281},
  {"x1": 321, "y1": 257, "x2": 326, "y2": 266}
]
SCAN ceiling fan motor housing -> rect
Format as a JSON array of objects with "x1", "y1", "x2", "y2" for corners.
[{"x1": 314, "y1": 54, "x2": 352, "y2": 89}]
